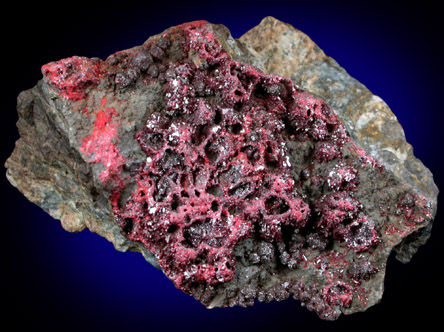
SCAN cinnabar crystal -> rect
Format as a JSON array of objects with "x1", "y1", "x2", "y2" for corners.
[{"x1": 7, "y1": 19, "x2": 437, "y2": 321}]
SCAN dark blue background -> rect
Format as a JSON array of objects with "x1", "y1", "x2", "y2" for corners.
[{"x1": 2, "y1": 1, "x2": 443, "y2": 330}]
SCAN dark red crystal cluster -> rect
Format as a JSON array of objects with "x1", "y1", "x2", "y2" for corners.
[
  {"x1": 108, "y1": 21, "x2": 384, "y2": 300},
  {"x1": 40, "y1": 21, "x2": 433, "y2": 320}
]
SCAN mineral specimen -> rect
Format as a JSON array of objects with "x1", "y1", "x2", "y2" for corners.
[{"x1": 5, "y1": 17, "x2": 438, "y2": 320}]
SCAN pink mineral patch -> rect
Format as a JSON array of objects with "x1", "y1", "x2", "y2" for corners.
[
  {"x1": 80, "y1": 103, "x2": 125, "y2": 185},
  {"x1": 42, "y1": 56, "x2": 105, "y2": 101}
]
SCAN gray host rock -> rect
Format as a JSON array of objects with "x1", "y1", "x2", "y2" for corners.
[{"x1": 5, "y1": 17, "x2": 438, "y2": 320}]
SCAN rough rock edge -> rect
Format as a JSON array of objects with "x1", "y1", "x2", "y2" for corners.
[{"x1": 6, "y1": 80, "x2": 161, "y2": 269}]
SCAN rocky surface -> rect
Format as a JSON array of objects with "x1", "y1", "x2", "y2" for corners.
[{"x1": 5, "y1": 17, "x2": 438, "y2": 320}]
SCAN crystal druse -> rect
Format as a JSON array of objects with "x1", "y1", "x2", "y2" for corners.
[{"x1": 5, "y1": 17, "x2": 438, "y2": 320}]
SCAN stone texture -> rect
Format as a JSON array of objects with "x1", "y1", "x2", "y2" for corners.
[
  {"x1": 237, "y1": 17, "x2": 438, "y2": 262},
  {"x1": 5, "y1": 17, "x2": 438, "y2": 320}
]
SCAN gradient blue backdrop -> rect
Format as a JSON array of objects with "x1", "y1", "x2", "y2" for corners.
[{"x1": 2, "y1": 1, "x2": 443, "y2": 330}]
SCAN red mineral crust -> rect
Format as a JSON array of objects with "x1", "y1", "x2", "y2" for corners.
[
  {"x1": 42, "y1": 56, "x2": 105, "y2": 101},
  {"x1": 34, "y1": 20, "x2": 434, "y2": 320}
]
